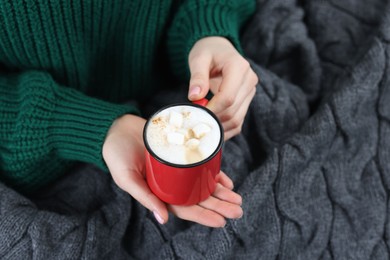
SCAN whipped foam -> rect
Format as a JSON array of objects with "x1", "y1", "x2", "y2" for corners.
[{"x1": 145, "y1": 105, "x2": 221, "y2": 165}]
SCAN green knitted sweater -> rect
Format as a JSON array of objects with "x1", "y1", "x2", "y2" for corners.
[{"x1": 0, "y1": 0, "x2": 255, "y2": 193}]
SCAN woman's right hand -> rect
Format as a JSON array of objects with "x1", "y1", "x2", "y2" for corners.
[{"x1": 102, "y1": 114, "x2": 243, "y2": 227}]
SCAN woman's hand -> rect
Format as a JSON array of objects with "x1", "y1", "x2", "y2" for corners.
[
  {"x1": 188, "y1": 36, "x2": 259, "y2": 140},
  {"x1": 102, "y1": 114, "x2": 243, "y2": 227}
]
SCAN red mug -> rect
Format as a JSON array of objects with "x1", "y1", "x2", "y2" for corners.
[{"x1": 143, "y1": 99, "x2": 224, "y2": 205}]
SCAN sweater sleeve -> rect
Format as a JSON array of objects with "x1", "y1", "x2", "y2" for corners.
[
  {"x1": 167, "y1": 0, "x2": 256, "y2": 81},
  {"x1": 0, "y1": 70, "x2": 138, "y2": 192}
]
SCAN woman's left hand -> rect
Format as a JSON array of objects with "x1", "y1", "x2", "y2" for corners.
[
  {"x1": 187, "y1": 36, "x2": 258, "y2": 140},
  {"x1": 103, "y1": 114, "x2": 243, "y2": 228}
]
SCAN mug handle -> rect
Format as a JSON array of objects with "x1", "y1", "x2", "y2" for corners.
[{"x1": 192, "y1": 98, "x2": 208, "y2": 107}]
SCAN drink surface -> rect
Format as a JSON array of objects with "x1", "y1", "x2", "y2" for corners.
[{"x1": 146, "y1": 105, "x2": 221, "y2": 165}]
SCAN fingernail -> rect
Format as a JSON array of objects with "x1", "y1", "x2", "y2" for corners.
[
  {"x1": 153, "y1": 211, "x2": 165, "y2": 224},
  {"x1": 189, "y1": 86, "x2": 201, "y2": 98},
  {"x1": 221, "y1": 220, "x2": 227, "y2": 228}
]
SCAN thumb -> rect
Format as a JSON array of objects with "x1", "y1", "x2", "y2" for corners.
[{"x1": 188, "y1": 55, "x2": 211, "y2": 101}]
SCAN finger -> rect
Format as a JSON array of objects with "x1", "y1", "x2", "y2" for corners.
[
  {"x1": 216, "y1": 68, "x2": 257, "y2": 122},
  {"x1": 188, "y1": 54, "x2": 212, "y2": 101},
  {"x1": 208, "y1": 75, "x2": 223, "y2": 94},
  {"x1": 219, "y1": 73, "x2": 257, "y2": 140},
  {"x1": 168, "y1": 204, "x2": 227, "y2": 228},
  {"x1": 113, "y1": 169, "x2": 168, "y2": 224},
  {"x1": 198, "y1": 190, "x2": 243, "y2": 219},
  {"x1": 221, "y1": 86, "x2": 256, "y2": 135},
  {"x1": 217, "y1": 171, "x2": 234, "y2": 190},
  {"x1": 207, "y1": 59, "x2": 251, "y2": 114},
  {"x1": 212, "y1": 183, "x2": 242, "y2": 205}
]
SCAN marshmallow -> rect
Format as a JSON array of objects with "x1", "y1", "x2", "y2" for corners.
[
  {"x1": 177, "y1": 128, "x2": 190, "y2": 139},
  {"x1": 192, "y1": 123, "x2": 211, "y2": 138},
  {"x1": 169, "y1": 111, "x2": 183, "y2": 128},
  {"x1": 185, "y1": 138, "x2": 200, "y2": 150},
  {"x1": 167, "y1": 132, "x2": 185, "y2": 145}
]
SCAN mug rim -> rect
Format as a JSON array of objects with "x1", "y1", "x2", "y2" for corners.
[{"x1": 143, "y1": 102, "x2": 224, "y2": 168}]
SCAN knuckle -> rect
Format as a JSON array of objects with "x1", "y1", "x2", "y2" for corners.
[
  {"x1": 168, "y1": 205, "x2": 187, "y2": 220},
  {"x1": 223, "y1": 95, "x2": 235, "y2": 107},
  {"x1": 252, "y1": 73, "x2": 259, "y2": 86},
  {"x1": 250, "y1": 86, "x2": 257, "y2": 97},
  {"x1": 231, "y1": 117, "x2": 242, "y2": 130},
  {"x1": 229, "y1": 58, "x2": 249, "y2": 74},
  {"x1": 221, "y1": 112, "x2": 233, "y2": 122},
  {"x1": 233, "y1": 126, "x2": 242, "y2": 136},
  {"x1": 189, "y1": 53, "x2": 208, "y2": 67},
  {"x1": 240, "y1": 59, "x2": 250, "y2": 69},
  {"x1": 190, "y1": 74, "x2": 205, "y2": 85}
]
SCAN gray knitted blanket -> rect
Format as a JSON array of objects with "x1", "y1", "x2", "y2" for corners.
[{"x1": 1, "y1": 0, "x2": 390, "y2": 259}]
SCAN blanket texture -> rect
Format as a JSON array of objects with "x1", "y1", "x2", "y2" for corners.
[{"x1": 1, "y1": 0, "x2": 390, "y2": 259}]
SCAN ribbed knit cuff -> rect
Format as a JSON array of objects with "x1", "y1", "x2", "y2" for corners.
[
  {"x1": 50, "y1": 87, "x2": 139, "y2": 171},
  {"x1": 167, "y1": 0, "x2": 256, "y2": 81}
]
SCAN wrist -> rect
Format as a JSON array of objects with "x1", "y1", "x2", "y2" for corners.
[{"x1": 102, "y1": 114, "x2": 146, "y2": 164}]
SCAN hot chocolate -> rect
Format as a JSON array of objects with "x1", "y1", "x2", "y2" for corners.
[{"x1": 145, "y1": 105, "x2": 221, "y2": 165}]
